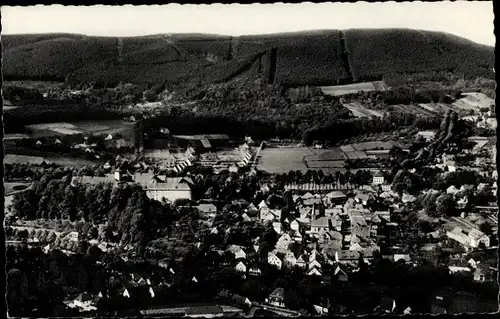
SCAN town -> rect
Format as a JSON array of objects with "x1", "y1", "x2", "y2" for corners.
[
  {"x1": 5, "y1": 80, "x2": 498, "y2": 316},
  {"x1": 3, "y1": 3, "x2": 498, "y2": 318}
]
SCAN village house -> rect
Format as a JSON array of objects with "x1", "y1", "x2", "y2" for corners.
[
  {"x1": 235, "y1": 261, "x2": 247, "y2": 273},
  {"x1": 227, "y1": 245, "x2": 247, "y2": 260},
  {"x1": 296, "y1": 254, "x2": 307, "y2": 269},
  {"x1": 473, "y1": 264, "x2": 494, "y2": 282},
  {"x1": 334, "y1": 266, "x2": 349, "y2": 282},
  {"x1": 287, "y1": 218, "x2": 299, "y2": 231},
  {"x1": 446, "y1": 226, "x2": 490, "y2": 249},
  {"x1": 372, "y1": 171, "x2": 385, "y2": 185},
  {"x1": 324, "y1": 191, "x2": 347, "y2": 206},
  {"x1": 68, "y1": 231, "x2": 79, "y2": 242},
  {"x1": 310, "y1": 217, "x2": 334, "y2": 234},
  {"x1": 284, "y1": 252, "x2": 297, "y2": 269},
  {"x1": 131, "y1": 173, "x2": 194, "y2": 202},
  {"x1": 416, "y1": 131, "x2": 436, "y2": 142},
  {"x1": 195, "y1": 203, "x2": 218, "y2": 218},
  {"x1": 275, "y1": 233, "x2": 293, "y2": 253},
  {"x1": 307, "y1": 266, "x2": 322, "y2": 276},
  {"x1": 248, "y1": 265, "x2": 262, "y2": 276},
  {"x1": 291, "y1": 229, "x2": 303, "y2": 242},
  {"x1": 268, "y1": 252, "x2": 283, "y2": 270},
  {"x1": 266, "y1": 288, "x2": 286, "y2": 308},
  {"x1": 272, "y1": 222, "x2": 283, "y2": 234},
  {"x1": 260, "y1": 207, "x2": 282, "y2": 222}
]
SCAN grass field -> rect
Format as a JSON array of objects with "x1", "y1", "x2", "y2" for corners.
[
  {"x1": 343, "y1": 102, "x2": 384, "y2": 118},
  {"x1": 26, "y1": 120, "x2": 135, "y2": 138},
  {"x1": 257, "y1": 147, "x2": 316, "y2": 173},
  {"x1": 4, "y1": 182, "x2": 33, "y2": 195},
  {"x1": 4, "y1": 154, "x2": 99, "y2": 167},
  {"x1": 452, "y1": 92, "x2": 495, "y2": 112},
  {"x1": 320, "y1": 81, "x2": 389, "y2": 96}
]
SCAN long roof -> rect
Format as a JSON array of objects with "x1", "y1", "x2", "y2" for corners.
[{"x1": 269, "y1": 288, "x2": 285, "y2": 298}]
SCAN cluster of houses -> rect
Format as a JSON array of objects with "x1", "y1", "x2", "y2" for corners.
[{"x1": 72, "y1": 170, "x2": 195, "y2": 202}]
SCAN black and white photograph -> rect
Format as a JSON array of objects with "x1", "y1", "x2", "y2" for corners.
[{"x1": 1, "y1": 1, "x2": 498, "y2": 317}]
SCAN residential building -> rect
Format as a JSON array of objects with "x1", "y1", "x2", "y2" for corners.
[
  {"x1": 310, "y1": 217, "x2": 333, "y2": 234},
  {"x1": 307, "y1": 267, "x2": 322, "y2": 276},
  {"x1": 133, "y1": 174, "x2": 194, "y2": 202},
  {"x1": 196, "y1": 203, "x2": 217, "y2": 218},
  {"x1": 276, "y1": 234, "x2": 293, "y2": 253},
  {"x1": 446, "y1": 226, "x2": 490, "y2": 249},
  {"x1": 268, "y1": 252, "x2": 283, "y2": 270},
  {"x1": 235, "y1": 261, "x2": 247, "y2": 273},
  {"x1": 296, "y1": 255, "x2": 307, "y2": 269},
  {"x1": 248, "y1": 267, "x2": 262, "y2": 276},
  {"x1": 266, "y1": 288, "x2": 285, "y2": 308},
  {"x1": 334, "y1": 266, "x2": 348, "y2": 282},
  {"x1": 284, "y1": 252, "x2": 297, "y2": 268},
  {"x1": 416, "y1": 131, "x2": 436, "y2": 141},
  {"x1": 260, "y1": 208, "x2": 282, "y2": 221},
  {"x1": 372, "y1": 171, "x2": 385, "y2": 185},
  {"x1": 272, "y1": 222, "x2": 283, "y2": 234},
  {"x1": 228, "y1": 245, "x2": 247, "y2": 260}
]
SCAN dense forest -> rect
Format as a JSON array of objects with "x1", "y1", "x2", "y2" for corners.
[{"x1": 3, "y1": 29, "x2": 494, "y2": 87}]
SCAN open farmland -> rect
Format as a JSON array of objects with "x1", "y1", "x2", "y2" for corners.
[
  {"x1": 320, "y1": 81, "x2": 389, "y2": 96},
  {"x1": 4, "y1": 154, "x2": 47, "y2": 165},
  {"x1": 389, "y1": 104, "x2": 436, "y2": 116},
  {"x1": 343, "y1": 102, "x2": 384, "y2": 118},
  {"x1": 4, "y1": 154, "x2": 99, "y2": 167},
  {"x1": 25, "y1": 120, "x2": 135, "y2": 138},
  {"x1": 257, "y1": 147, "x2": 316, "y2": 173},
  {"x1": 4, "y1": 182, "x2": 33, "y2": 195},
  {"x1": 419, "y1": 103, "x2": 452, "y2": 114},
  {"x1": 452, "y1": 92, "x2": 495, "y2": 112}
]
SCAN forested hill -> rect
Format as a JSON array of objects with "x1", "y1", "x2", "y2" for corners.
[{"x1": 2, "y1": 29, "x2": 494, "y2": 87}]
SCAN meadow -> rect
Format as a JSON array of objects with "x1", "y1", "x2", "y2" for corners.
[
  {"x1": 25, "y1": 120, "x2": 135, "y2": 138},
  {"x1": 320, "y1": 81, "x2": 389, "y2": 96}
]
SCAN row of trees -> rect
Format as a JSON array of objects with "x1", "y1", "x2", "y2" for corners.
[
  {"x1": 11, "y1": 177, "x2": 171, "y2": 245},
  {"x1": 273, "y1": 169, "x2": 373, "y2": 189}
]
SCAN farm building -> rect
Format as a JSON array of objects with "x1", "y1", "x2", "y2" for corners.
[
  {"x1": 132, "y1": 173, "x2": 194, "y2": 202},
  {"x1": 416, "y1": 131, "x2": 436, "y2": 141},
  {"x1": 72, "y1": 171, "x2": 194, "y2": 202}
]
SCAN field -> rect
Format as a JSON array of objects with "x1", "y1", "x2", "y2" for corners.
[
  {"x1": 3, "y1": 30, "x2": 494, "y2": 86},
  {"x1": 25, "y1": 120, "x2": 135, "y2": 138},
  {"x1": 257, "y1": 147, "x2": 315, "y2": 173},
  {"x1": 343, "y1": 102, "x2": 384, "y2": 118},
  {"x1": 257, "y1": 142, "x2": 399, "y2": 173},
  {"x1": 4, "y1": 182, "x2": 33, "y2": 196},
  {"x1": 452, "y1": 92, "x2": 495, "y2": 111},
  {"x1": 320, "y1": 81, "x2": 389, "y2": 96},
  {"x1": 4, "y1": 154, "x2": 98, "y2": 167},
  {"x1": 389, "y1": 104, "x2": 437, "y2": 116}
]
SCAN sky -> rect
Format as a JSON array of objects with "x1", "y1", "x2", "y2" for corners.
[{"x1": 1, "y1": 2, "x2": 495, "y2": 46}]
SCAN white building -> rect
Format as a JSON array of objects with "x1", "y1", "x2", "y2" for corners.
[
  {"x1": 268, "y1": 252, "x2": 283, "y2": 270},
  {"x1": 446, "y1": 226, "x2": 490, "y2": 249},
  {"x1": 372, "y1": 171, "x2": 385, "y2": 185}
]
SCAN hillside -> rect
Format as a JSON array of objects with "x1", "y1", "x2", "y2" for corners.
[{"x1": 2, "y1": 29, "x2": 494, "y2": 87}]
